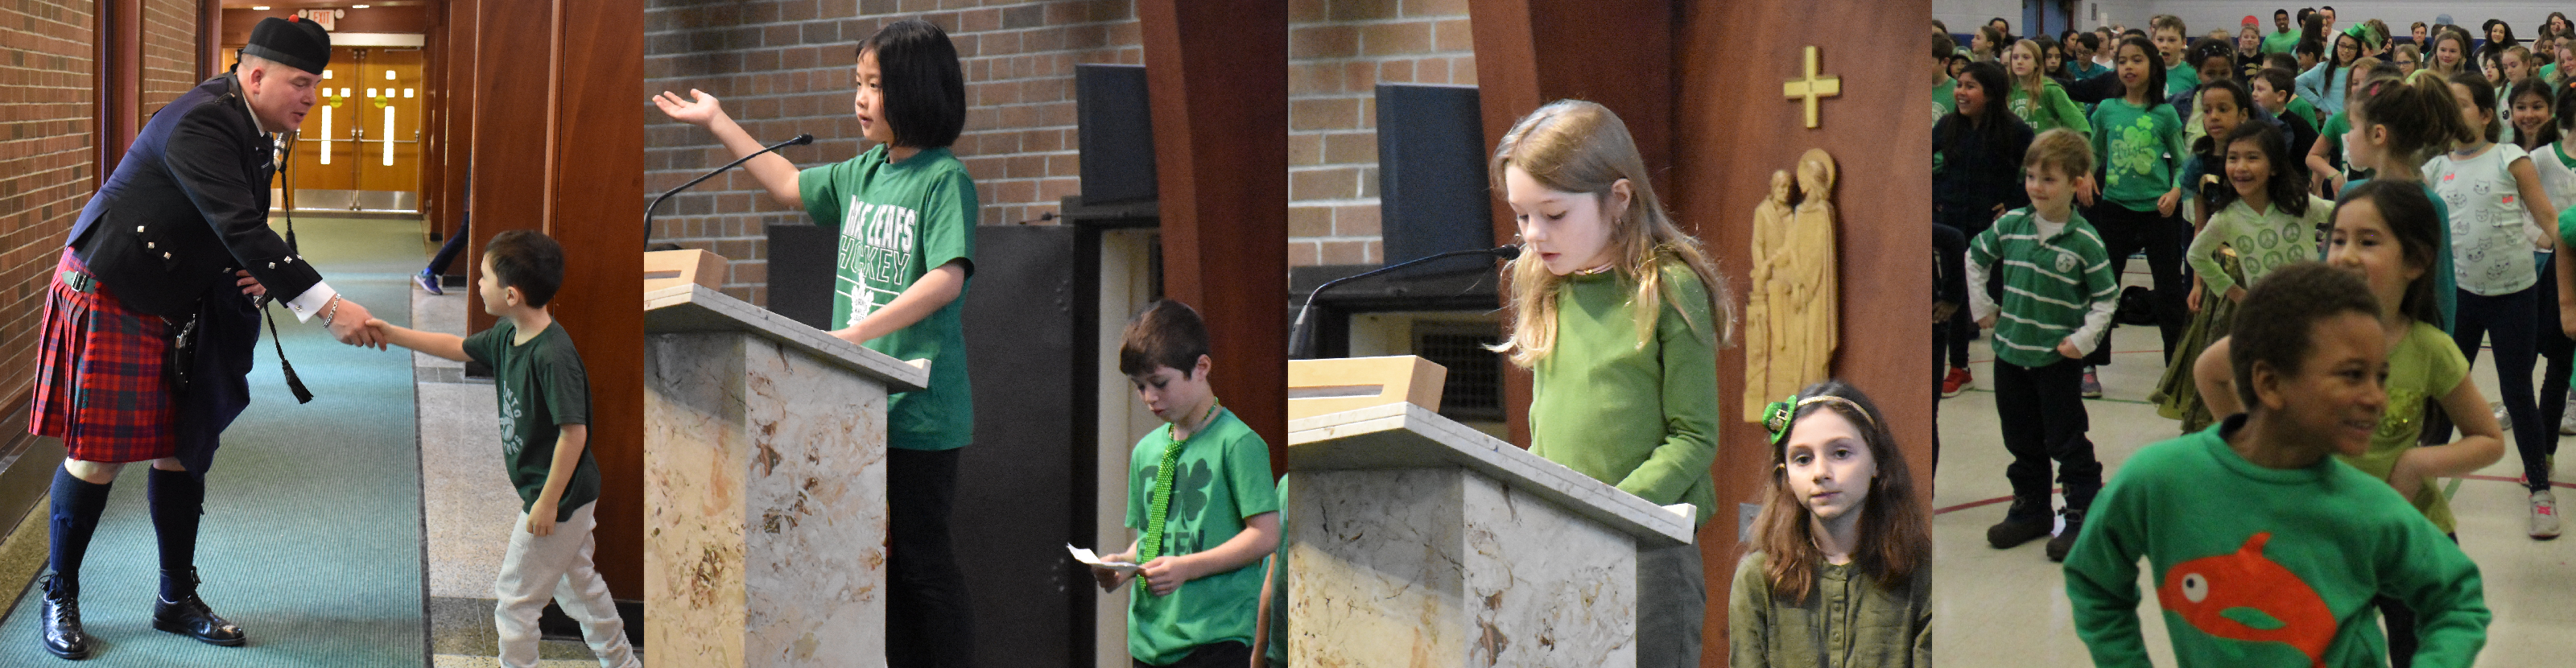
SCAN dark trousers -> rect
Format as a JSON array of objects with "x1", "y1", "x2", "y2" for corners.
[
  {"x1": 2375, "y1": 533, "x2": 2462, "y2": 668},
  {"x1": 888, "y1": 447, "x2": 975, "y2": 668},
  {"x1": 2439, "y1": 284, "x2": 2549, "y2": 489},
  {"x1": 1136, "y1": 641, "x2": 1250, "y2": 668},
  {"x1": 426, "y1": 216, "x2": 469, "y2": 276},
  {"x1": 1937, "y1": 216, "x2": 1981, "y2": 370},
  {"x1": 1994, "y1": 357, "x2": 2103, "y2": 511},
  {"x1": 2085, "y1": 204, "x2": 2189, "y2": 366},
  {"x1": 2537, "y1": 253, "x2": 2572, "y2": 461}
]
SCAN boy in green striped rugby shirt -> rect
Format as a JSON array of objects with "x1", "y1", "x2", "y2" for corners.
[{"x1": 1968, "y1": 128, "x2": 2123, "y2": 563}]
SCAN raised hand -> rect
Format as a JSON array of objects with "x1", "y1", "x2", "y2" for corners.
[{"x1": 652, "y1": 89, "x2": 727, "y2": 127}]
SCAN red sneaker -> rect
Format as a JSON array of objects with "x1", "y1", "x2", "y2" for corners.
[{"x1": 1941, "y1": 367, "x2": 1971, "y2": 398}]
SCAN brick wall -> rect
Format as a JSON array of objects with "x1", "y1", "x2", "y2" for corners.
[
  {"x1": 643, "y1": 0, "x2": 1141, "y2": 305},
  {"x1": 141, "y1": 0, "x2": 194, "y2": 109},
  {"x1": 0, "y1": 0, "x2": 95, "y2": 408},
  {"x1": 1287, "y1": 0, "x2": 1473, "y2": 266}
]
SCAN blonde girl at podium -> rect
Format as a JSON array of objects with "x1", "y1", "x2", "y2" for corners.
[{"x1": 1488, "y1": 99, "x2": 1735, "y2": 668}]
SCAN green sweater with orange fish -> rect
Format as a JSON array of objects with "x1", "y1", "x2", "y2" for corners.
[{"x1": 2062, "y1": 415, "x2": 2488, "y2": 668}]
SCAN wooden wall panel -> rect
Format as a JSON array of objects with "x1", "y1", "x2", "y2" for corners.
[
  {"x1": 1136, "y1": 0, "x2": 1290, "y2": 465},
  {"x1": 438, "y1": 0, "x2": 476, "y2": 249},
  {"x1": 1675, "y1": 0, "x2": 1934, "y2": 662},
  {"x1": 550, "y1": 0, "x2": 646, "y2": 599},
  {"x1": 462, "y1": 0, "x2": 646, "y2": 598}
]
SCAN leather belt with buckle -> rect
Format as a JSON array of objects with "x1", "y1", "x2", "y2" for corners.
[{"x1": 60, "y1": 269, "x2": 96, "y2": 294}]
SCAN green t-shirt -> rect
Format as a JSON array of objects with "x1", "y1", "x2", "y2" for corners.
[
  {"x1": 2166, "y1": 63, "x2": 2201, "y2": 98},
  {"x1": 2286, "y1": 96, "x2": 2319, "y2": 128},
  {"x1": 2088, "y1": 97, "x2": 2190, "y2": 210},
  {"x1": 799, "y1": 144, "x2": 978, "y2": 451},
  {"x1": 1528, "y1": 259, "x2": 1722, "y2": 526},
  {"x1": 2333, "y1": 321, "x2": 2469, "y2": 533},
  {"x1": 463, "y1": 320, "x2": 601, "y2": 523},
  {"x1": 2063, "y1": 416, "x2": 2490, "y2": 668},
  {"x1": 1934, "y1": 77, "x2": 1956, "y2": 127},
  {"x1": 1124, "y1": 407, "x2": 1279, "y2": 666},
  {"x1": 2262, "y1": 30, "x2": 2301, "y2": 55}
]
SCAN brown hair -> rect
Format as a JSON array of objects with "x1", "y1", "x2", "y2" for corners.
[
  {"x1": 2023, "y1": 128, "x2": 2095, "y2": 180},
  {"x1": 1117, "y1": 299, "x2": 1210, "y2": 377},
  {"x1": 2151, "y1": 14, "x2": 2188, "y2": 38},
  {"x1": 1748, "y1": 381, "x2": 1930, "y2": 603},
  {"x1": 2352, "y1": 69, "x2": 2477, "y2": 166},
  {"x1": 1489, "y1": 100, "x2": 1736, "y2": 367}
]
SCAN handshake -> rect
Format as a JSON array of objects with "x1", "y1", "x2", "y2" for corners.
[{"x1": 233, "y1": 270, "x2": 385, "y2": 348}]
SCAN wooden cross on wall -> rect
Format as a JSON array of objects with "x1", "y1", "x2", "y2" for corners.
[{"x1": 1782, "y1": 46, "x2": 1841, "y2": 129}]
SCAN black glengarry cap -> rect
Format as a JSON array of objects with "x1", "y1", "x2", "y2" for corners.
[{"x1": 243, "y1": 15, "x2": 332, "y2": 75}]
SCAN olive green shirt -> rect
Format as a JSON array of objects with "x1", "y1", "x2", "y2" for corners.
[
  {"x1": 1728, "y1": 551, "x2": 1933, "y2": 668},
  {"x1": 1527, "y1": 260, "x2": 1721, "y2": 526}
]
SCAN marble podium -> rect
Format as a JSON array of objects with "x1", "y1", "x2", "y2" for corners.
[
  {"x1": 1285, "y1": 402, "x2": 1697, "y2": 666},
  {"x1": 642, "y1": 283, "x2": 931, "y2": 667}
]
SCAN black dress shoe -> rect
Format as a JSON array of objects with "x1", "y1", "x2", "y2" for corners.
[
  {"x1": 38, "y1": 575, "x2": 90, "y2": 660},
  {"x1": 150, "y1": 570, "x2": 245, "y2": 647}
]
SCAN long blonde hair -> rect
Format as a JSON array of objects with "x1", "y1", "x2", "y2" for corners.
[{"x1": 1488, "y1": 100, "x2": 1736, "y2": 368}]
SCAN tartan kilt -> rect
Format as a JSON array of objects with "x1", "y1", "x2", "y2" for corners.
[{"x1": 28, "y1": 248, "x2": 177, "y2": 463}]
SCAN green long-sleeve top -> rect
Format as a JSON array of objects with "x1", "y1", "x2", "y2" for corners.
[
  {"x1": 1728, "y1": 551, "x2": 1931, "y2": 668},
  {"x1": 1528, "y1": 259, "x2": 1721, "y2": 526},
  {"x1": 2186, "y1": 195, "x2": 2331, "y2": 295},
  {"x1": 2090, "y1": 97, "x2": 2190, "y2": 212},
  {"x1": 2063, "y1": 416, "x2": 2490, "y2": 668},
  {"x1": 2009, "y1": 80, "x2": 2091, "y2": 137}
]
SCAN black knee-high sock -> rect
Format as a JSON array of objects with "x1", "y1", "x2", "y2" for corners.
[
  {"x1": 47, "y1": 467, "x2": 114, "y2": 596},
  {"x1": 147, "y1": 468, "x2": 204, "y2": 598}
]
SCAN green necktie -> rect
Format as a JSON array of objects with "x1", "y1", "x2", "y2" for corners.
[{"x1": 1141, "y1": 402, "x2": 1218, "y2": 563}]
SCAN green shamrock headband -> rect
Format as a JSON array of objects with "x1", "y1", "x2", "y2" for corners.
[
  {"x1": 1762, "y1": 394, "x2": 1882, "y2": 450},
  {"x1": 2343, "y1": 23, "x2": 2384, "y2": 50}
]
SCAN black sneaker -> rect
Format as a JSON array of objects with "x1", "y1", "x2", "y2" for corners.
[
  {"x1": 2047, "y1": 508, "x2": 2088, "y2": 562},
  {"x1": 38, "y1": 575, "x2": 89, "y2": 660},
  {"x1": 1987, "y1": 499, "x2": 2054, "y2": 549}
]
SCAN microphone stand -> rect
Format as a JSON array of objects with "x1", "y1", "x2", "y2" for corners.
[
  {"x1": 643, "y1": 133, "x2": 813, "y2": 249},
  {"x1": 1288, "y1": 245, "x2": 1521, "y2": 360}
]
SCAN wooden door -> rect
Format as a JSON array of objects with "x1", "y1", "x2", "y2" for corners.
[
  {"x1": 354, "y1": 47, "x2": 424, "y2": 193},
  {"x1": 287, "y1": 46, "x2": 363, "y2": 192}
]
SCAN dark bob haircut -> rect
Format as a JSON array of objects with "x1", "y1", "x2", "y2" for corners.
[{"x1": 857, "y1": 19, "x2": 967, "y2": 150}]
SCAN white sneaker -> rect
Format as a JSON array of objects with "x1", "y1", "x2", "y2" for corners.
[
  {"x1": 2562, "y1": 395, "x2": 2576, "y2": 435},
  {"x1": 2496, "y1": 402, "x2": 2512, "y2": 431},
  {"x1": 2533, "y1": 489, "x2": 2562, "y2": 540}
]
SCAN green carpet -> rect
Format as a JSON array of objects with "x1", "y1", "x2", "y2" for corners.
[{"x1": 0, "y1": 217, "x2": 429, "y2": 666}]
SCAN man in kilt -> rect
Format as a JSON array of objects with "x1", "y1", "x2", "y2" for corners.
[{"x1": 27, "y1": 16, "x2": 386, "y2": 659}]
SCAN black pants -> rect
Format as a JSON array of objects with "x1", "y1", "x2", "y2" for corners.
[
  {"x1": 2376, "y1": 532, "x2": 2462, "y2": 668},
  {"x1": 426, "y1": 216, "x2": 469, "y2": 276},
  {"x1": 2440, "y1": 284, "x2": 2549, "y2": 489},
  {"x1": 1938, "y1": 212, "x2": 1988, "y2": 371},
  {"x1": 2537, "y1": 253, "x2": 2572, "y2": 464},
  {"x1": 2085, "y1": 204, "x2": 2188, "y2": 366},
  {"x1": 888, "y1": 447, "x2": 975, "y2": 668},
  {"x1": 1136, "y1": 641, "x2": 1250, "y2": 668},
  {"x1": 1994, "y1": 357, "x2": 2102, "y2": 511}
]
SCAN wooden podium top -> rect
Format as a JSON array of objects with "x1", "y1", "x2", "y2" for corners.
[
  {"x1": 1289, "y1": 402, "x2": 1695, "y2": 546},
  {"x1": 644, "y1": 283, "x2": 931, "y2": 393}
]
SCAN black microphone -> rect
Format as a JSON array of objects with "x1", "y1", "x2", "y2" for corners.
[
  {"x1": 1289, "y1": 244, "x2": 1521, "y2": 360},
  {"x1": 644, "y1": 133, "x2": 815, "y2": 248}
]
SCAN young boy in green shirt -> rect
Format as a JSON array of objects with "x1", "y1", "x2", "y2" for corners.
[
  {"x1": 367, "y1": 231, "x2": 638, "y2": 668},
  {"x1": 1968, "y1": 129, "x2": 2119, "y2": 562},
  {"x1": 2153, "y1": 14, "x2": 2202, "y2": 97},
  {"x1": 1088, "y1": 300, "x2": 1280, "y2": 667},
  {"x1": 2064, "y1": 262, "x2": 2488, "y2": 668}
]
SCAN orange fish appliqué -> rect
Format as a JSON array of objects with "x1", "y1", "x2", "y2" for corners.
[{"x1": 2157, "y1": 532, "x2": 2335, "y2": 668}]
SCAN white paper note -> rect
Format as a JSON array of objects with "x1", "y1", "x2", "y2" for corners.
[{"x1": 1067, "y1": 544, "x2": 1139, "y2": 574}]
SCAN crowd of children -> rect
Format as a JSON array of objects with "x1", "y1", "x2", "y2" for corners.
[{"x1": 1936, "y1": 7, "x2": 2576, "y2": 667}]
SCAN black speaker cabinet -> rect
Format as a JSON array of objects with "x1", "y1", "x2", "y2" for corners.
[
  {"x1": 1374, "y1": 84, "x2": 1493, "y2": 270},
  {"x1": 1077, "y1": 64, "x2": 1157, "y2": 205},
  {"x1": 765, "y1": 224, "x2": 840, "y2": 330}
]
